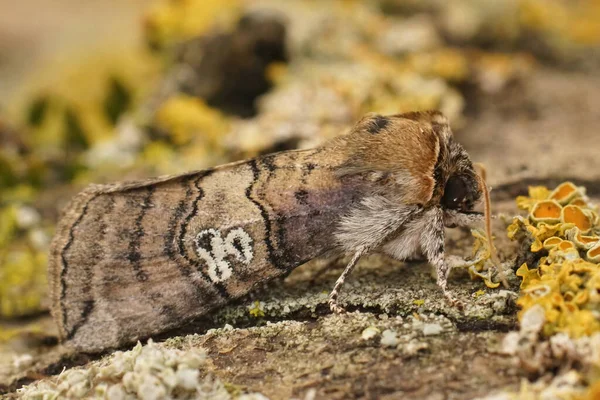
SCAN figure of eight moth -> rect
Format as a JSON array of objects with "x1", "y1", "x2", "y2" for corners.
[{"x1": 49, "y1": 110, "x2": 495, "y2": 352}]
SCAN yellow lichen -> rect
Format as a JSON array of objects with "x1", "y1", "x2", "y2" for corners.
[
  {"x1": 0, "y1": 203, "x2": 50, "y2": 318},
  {"x1": 550, "y1": 181, "x2": 581, "y2": 204},
  {"x1": 520, "y1": 0, "x2": 600, "y2": 46},
  {"x1": 407, "y1": 48, "x2": 470, "y2": 82},
  {"x1": 567, "y1": 227, "x2": 599, "y2": 250},
  {"x1": 155, "y1": 95, "x2": 229, "y2": 148},
  {"x1": 587, "y1": 244, "x2": 600, "y2": 263},
  {"x1": 516, "y1": 185, "x2": 551, "y2": 212},
  {"x1": 144, "y1": 0, "x2": 240, "y2": 49},
  {"x1": 463, "y1": 229, "x2": 502, "y2": 288},
  {"x1": 531, "y1": 200, "x2": 562, "y2": 222},
  {"x1": 8, "y1": 50, "x2": 160, "y2": 152},
  {"x1": 562, "y1": 205, "x2": 594, "y2": 233},
  {"x1": 0, "y1": 205, "x2": 18, "y2": 249},
  {"x1": 509, "y1": 182, "x2": 600, "y2": 338},
  {"x1": 543, "y1": 236, "x2": 563, "y2": 250},
  {"x1": 248, "y1": 300, "x2": 265, "y2": 318},
  {"x1": 0, "y1": 249, "x2": 48, "y2": 318}
]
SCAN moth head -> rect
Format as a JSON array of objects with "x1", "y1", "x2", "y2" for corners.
[
  {"x1": 441, "y1": 172, "x2": 480, "y2": 211},
  {"x1": 438, "y1": 139, "x2": 482, "y2": 212}
]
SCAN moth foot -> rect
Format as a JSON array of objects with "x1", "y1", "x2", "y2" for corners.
[
  {"x1": 437, "y1": 277, "x2": 465, "y2": 310},
  {"x1": 329, "y1": 299, "x2": 347, "y2": 314},
  {"x1": 443, "y1": 290, "x2": 465, "y2": 310},
  {"x1": 328, "y1": 291, "x2": 346, "y2": 313}
]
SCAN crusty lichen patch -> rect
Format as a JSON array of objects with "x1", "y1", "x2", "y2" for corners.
[
  {"x1": 189, "y1": 313, "x2": 518, "y2": 399},
  {"x1": 15, "y1": 339, "x2": 268, "y2": 400},
  {"x1": 492, "y1": 182, "x2": 600, "y2": 399},
  {"x1": 201, "y1": 252, "x2": 517, "y2": 333},
  {"x1": 475, "y1": 370, "x2": 591, "y2": 400},
  {"x1": 508, "y1": 182, "x2": 600, "y2": 338},
  {"x1": 6, "y1": 310, "x2": 519, "y2": 399},
  {"x1": 455, "y1": 228, "x2": 518, "y2": 289}
]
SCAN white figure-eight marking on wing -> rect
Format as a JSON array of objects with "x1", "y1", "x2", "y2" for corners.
[{"x1": 194, "y1": 227, "x2": 254, "y2": 283}]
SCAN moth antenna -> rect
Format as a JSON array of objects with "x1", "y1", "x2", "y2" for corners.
[{"x1": 474, "y1": 164, "x2": 509, "y2": 289}]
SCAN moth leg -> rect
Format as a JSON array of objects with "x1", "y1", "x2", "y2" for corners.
[
  {"x1": 328, "y1": 251, "x2": 363, "y2": 313},
  {"x1": 421, "y1": 210, "x2": 465, "y2": 309}
]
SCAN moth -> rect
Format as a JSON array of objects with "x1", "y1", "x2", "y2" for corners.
[{"x1": 49, "y1": 110, "x2": 491, "y2": 352}]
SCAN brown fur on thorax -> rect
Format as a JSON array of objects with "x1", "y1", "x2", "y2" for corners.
[{"x1": 333, "y1": 111, "x2": 452, "y2": 205}]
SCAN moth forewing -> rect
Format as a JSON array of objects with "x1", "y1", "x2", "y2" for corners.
[
  {"x1": 49, "y1": 110, "x2": 484, "y2": 352},
  {"x1": 49, "y1": 147, "x2": 368, "y2": 351}
]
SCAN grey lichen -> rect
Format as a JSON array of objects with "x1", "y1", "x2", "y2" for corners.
[
  {"x1": 207, "y1": 252, "x2": 517, "y2": 332},
  {"x1": 501, "y1": 305, "x2": 600, "y2": 375},
  {"x1": 15, "y1": 340, "x2": 266, "y2": 400},
  {"x1": 475, "y1": 371, "x2": 588, "y2": 400}
]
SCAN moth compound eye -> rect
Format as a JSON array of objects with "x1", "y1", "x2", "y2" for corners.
[{"x1": 442, "y1": 175, "x2": 468, "y2": 210}]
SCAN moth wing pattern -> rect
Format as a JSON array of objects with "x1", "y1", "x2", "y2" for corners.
[{"x1": 49, "y1": 149, "x2": 368, "y2": 352}]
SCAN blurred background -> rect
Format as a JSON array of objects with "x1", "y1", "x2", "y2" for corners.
[{"x1": 1, "y1": 0, "x2": 600, "y2": 380}]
